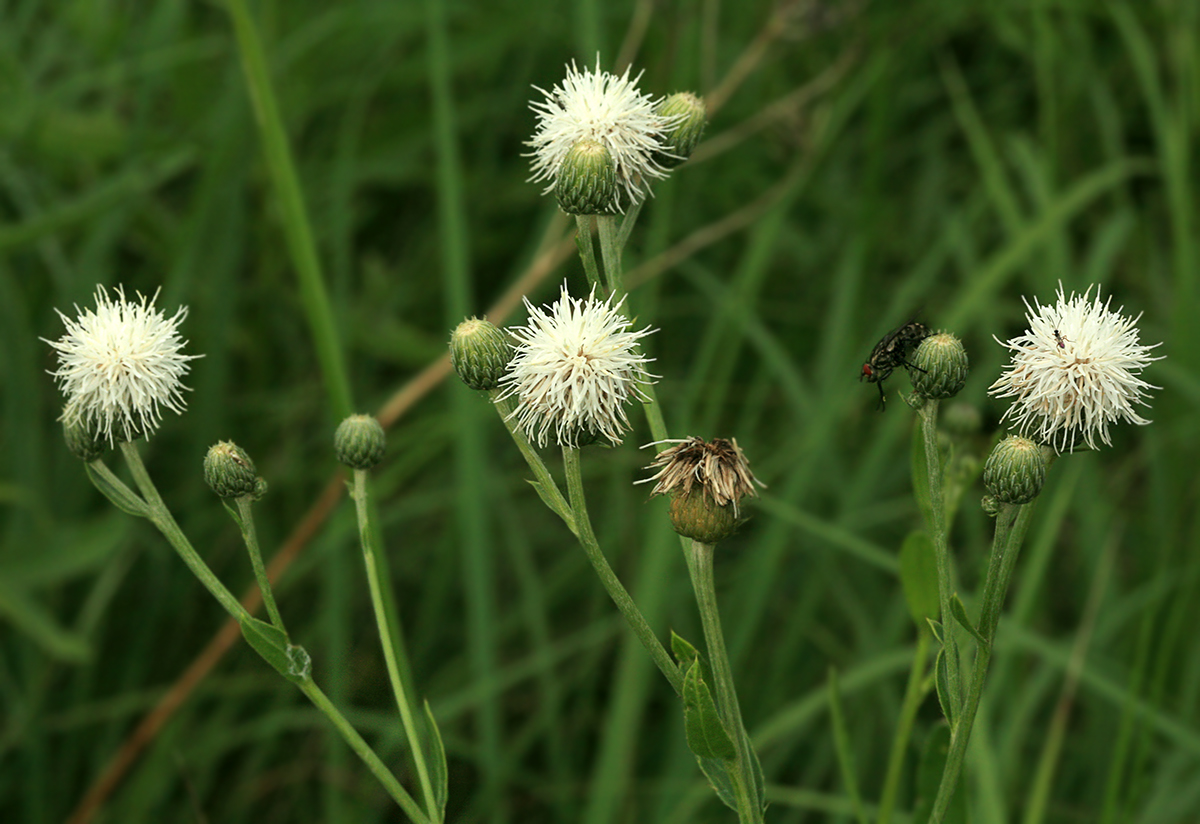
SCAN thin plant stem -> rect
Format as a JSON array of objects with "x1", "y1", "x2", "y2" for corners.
[
  {"x1": 115, "y1": 442, "x2": 427, "y2": 821},
  {"x1": 562, "y1": 445, "x2": 683, "y2": 695},
  {"x1": 575, "y1": 215, "x2": 602, "y2": 290},
  {"x1": 876, "y1": 630, "x2": 932, "y2": 824},
  {"x1": 491, "y1": 393, "x2": 576, "y2": 534},
  {"x1": 297, "y1": 679, "x2": 432, "y2": 824},
  {"x1": 929, "y1": 498, "x2": 1040, "y2": 823},
  {"x1": 118, "y1": 442, "x2": 251, "y2": 624},
  {"x1": 616, "y1": 198, "x2": 645, "y2": 249},
  {"x1": 596, "y1": 214, "x2": 625, "y2": 298},
  {"x1": 689, "y1": 540, "x2": 761, "y2": 824},
  {"x1": 350, "y1": 469, "x2": 440, "y2": 821},
  {"x1": 235, "y1": 497, "x2": 286, "y2": 633},
  {"x1": 917, "y1": 401, "x2": 962, "y2": 718}
]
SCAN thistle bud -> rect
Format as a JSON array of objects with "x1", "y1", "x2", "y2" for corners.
[
  {"x1": 450, "y1": 317, "x2": 513, "y2": 391},
  {"x1": 983, "y1": 435, "x2": 1046, "y2": 505},
  {"x1": 556, "y1": 140, "x2": 621, "y2": 215},
  {"x1": 334, "y1": 414, "x2": 386, "y2": 470},
  {"x1": 656, "y1": 92, "x2": 707, "y2": 166},
  {"x1": 204, "y1": 441, "x2": 261, "y2": 499},
  {"x1": 63, "y1": 419, "x2": 104, "y2": 462},
  {"x1": 640, "y1": 437, "x2": 763, "y2": 544},
  {"x1": 669, "y1": 489, "x2": 741, "y2": 544},
  {"x1": 909, "y1": 332, "x2": 969, "y2": 400}
]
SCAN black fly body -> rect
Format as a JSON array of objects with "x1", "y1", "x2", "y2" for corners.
[{"x1": 860, "y1": 321, "x2": 931, "y2": 409}]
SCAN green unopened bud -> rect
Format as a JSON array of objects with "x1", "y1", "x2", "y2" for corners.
[
  {"x1": 980, "y1": 494, "x2": 1001, "y2": 517},
  {"x1": 450, "y1": 318, "x2": 512, "y2": 391},
  {"x1": 657, "y1": 92, "x2": 707, "y2": 166},
  {"x1": 63, "y1": 419, "x2": 104, "y2": 462},
  {"x1": 669, "y1": 489, "x2": 741, "y2": 544},
  {"x1": 909, "y1": 332, "x2": 969, "y2": 400},
  {"x1": 204, "y1": 441, "x2": 261, "y2": 499},
  {"x1": 334, "y1": 414, "x2": 385, "y2": 470},
  {"x1": 983, "y1": 435, "x2": 1046, "y2": 505},
  {"x1": 556, "y1": 140, "x2": 620, "y2": 215}
]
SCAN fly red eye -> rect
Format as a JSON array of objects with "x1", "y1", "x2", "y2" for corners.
[{"x1": 861, "y1": 363, "x2": 873, "y2": 378}]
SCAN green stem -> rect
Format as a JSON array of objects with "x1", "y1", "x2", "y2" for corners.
[
  {"x1": 876, "y1": 631, "x2": 932, "y2": 824},
  {"x1": 491, "y1": 393, "x2": 576, "y2": 535},
  {"x1": 928, "y1": 500, "x2": 1038, "y2": 822},
  {"x1": 115, "y1": 443, "x2": 426, "y2": 821},
  {"x1": 350, "y1": 469, "x2": 440, "y2": 820},
  {"x1": 297, "y1": 679, "x2": 432, "y2": 824},
  {"x1": 562, "y1": 446, "x2": 682, "y2": 695},
  {"x1": 235, "y1": 497, "x2": 287, "y2": 633},
  {"x1": 119, "y1": 442, "x2": 252, "y2": 625},
  {"x1": 596, "y1": 214, "x2": 625, "y2": 299},
  {"x1": 918, "y1": 402, "x2": 962, "y2": 719},
  {"x1": 575, "y1": 215, "x2": 602, "y2": 290},
  {"x1": 224, "y1": 0, "x2": 354, "y2": 421},
  {"x1": 689, "y1": 540, "x2": 761, "y2": 824}
]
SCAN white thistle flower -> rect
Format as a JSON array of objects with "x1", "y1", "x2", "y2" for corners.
[
  {"x1": 988, "y1": 283, "x2": 1163, "y2": 452},
  {"x1": 43, "y1": 285, "x2": 203, "y2": 445},
  {"x1": 527, "y1": 58, "x2": 681, "y2": 213},
  {"x1": 498, "y1": 283, "x2": 655, "y2": 448}
]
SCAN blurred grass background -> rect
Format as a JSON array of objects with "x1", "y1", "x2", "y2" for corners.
[{"x1": 2, "y1": 0, "x2": 1199, "y2": 821}]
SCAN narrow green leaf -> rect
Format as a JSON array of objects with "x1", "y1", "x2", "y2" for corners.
[
  {"x1": 682, "y1": 661, "x2": 737, "y2": 761},
  {"x1": 239, "y1": 616, "x2": 308, "y2": 685},
  {"x1": 423, "y1": 700, "x2": 449, "y2": 819},
  {"x1": 526, "y1": 480, "x2": 575, "y2": 533},
  {"x1": 900, "y1": 531, "x2": 939, "y2": 626},
  {"x1": 671, "y1": 630, "x2": 700, "y2": 668},
  {"x1": 926, "y1": 618, "x2": 945, "y2": 645},
  {"x1": 220, "y1": 498, "x2": 246, "y2": 531},
  {"x1": 935, "y1": 646, "x2": 957, "y2": 727},
  {"x1": 696, "y1": 756, "x2": 739, "y2": 813},
  {"x1": 950, "y1": 592, "x2": 988, "y2": 647},
  {"x1": 85, "y1": 462, "x2": 151, "y2": 518}
]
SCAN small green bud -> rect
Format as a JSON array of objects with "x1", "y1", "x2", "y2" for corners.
[
  {"x1": 450, "y1": 317, "x2": 513, "y2": 391},
  {"x1": 556, "y1": 140, "x2": 621, "y2": 215},
  {"x1": 63, "y1": 419, "x2": 104, "y2": 462},
  {"x1": 334, "y1": 414, "x2": 386, "y2": 470},
  {"x1": 669, "y1": 489, "x2": 741, "y2": 544},
  {"x1": 909, "y1": 332, "x2": 969, "y2": 400},
  {"x1": 983, "y1": 435, "x2": 1046, "y2": 505},
  {"x1": 980, "y1": 494, "x2": 1001, "y2": 517},
  {"x1": 657, "y1": 92, "x2": 707, "y2": 166},
  {"x1": 204, "y1": 441, "x2": 261, "y2": 499}
]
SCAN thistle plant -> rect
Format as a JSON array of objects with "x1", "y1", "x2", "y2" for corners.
[
  {"x1": 451, "y1": 57, "x2": 768, "y2": 822},
  {"x1": 920, "y1": 284, "x2": 1163, "y2": 823},
  {"x1": 44, "y1": 287, "x2": 444, "y2": 824}
]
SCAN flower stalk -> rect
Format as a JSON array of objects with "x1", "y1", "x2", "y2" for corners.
[
  {"x1": 916, "y1": 401, "x2": 962, "y2": 720},
  {"x1": 348, "y1": 467, "x2": 441, "y2": 822},
  {"x1": 689, "y1": 540, "x2": 763, "y2": 824},
  {"x1": 562, "y1": 445, "x2": 683, "y2": 694}
]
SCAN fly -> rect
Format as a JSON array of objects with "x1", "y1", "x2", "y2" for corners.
[{"x1": 860, "y1": 321, "x2": 931, "y2": 410}]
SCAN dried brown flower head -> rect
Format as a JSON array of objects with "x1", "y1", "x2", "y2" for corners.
[{"x1": 639, "y1": 437, "x2": 763, "y2": 517}]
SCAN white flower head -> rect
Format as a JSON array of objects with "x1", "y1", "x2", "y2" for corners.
[
  {"x1": 498, "y1": 283, "x2": 656, "y2": 448},
  {"x1": 43, "y1": 285, "x2": 203, "y2": 445},
  {"x1": 988, "y1": 283, "x2": 1163, "y2": 452},
  {"x1": 526, "y1": 58, "x2": 682, "y2": 213}
]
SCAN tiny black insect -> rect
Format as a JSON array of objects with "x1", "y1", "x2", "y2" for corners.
[
  {"x1": 860, "y1": 321, "x2": 931, "y2": 409},
  {"x1": 1053, "y1": 329, "x2": 1069, "y2": 349}
]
